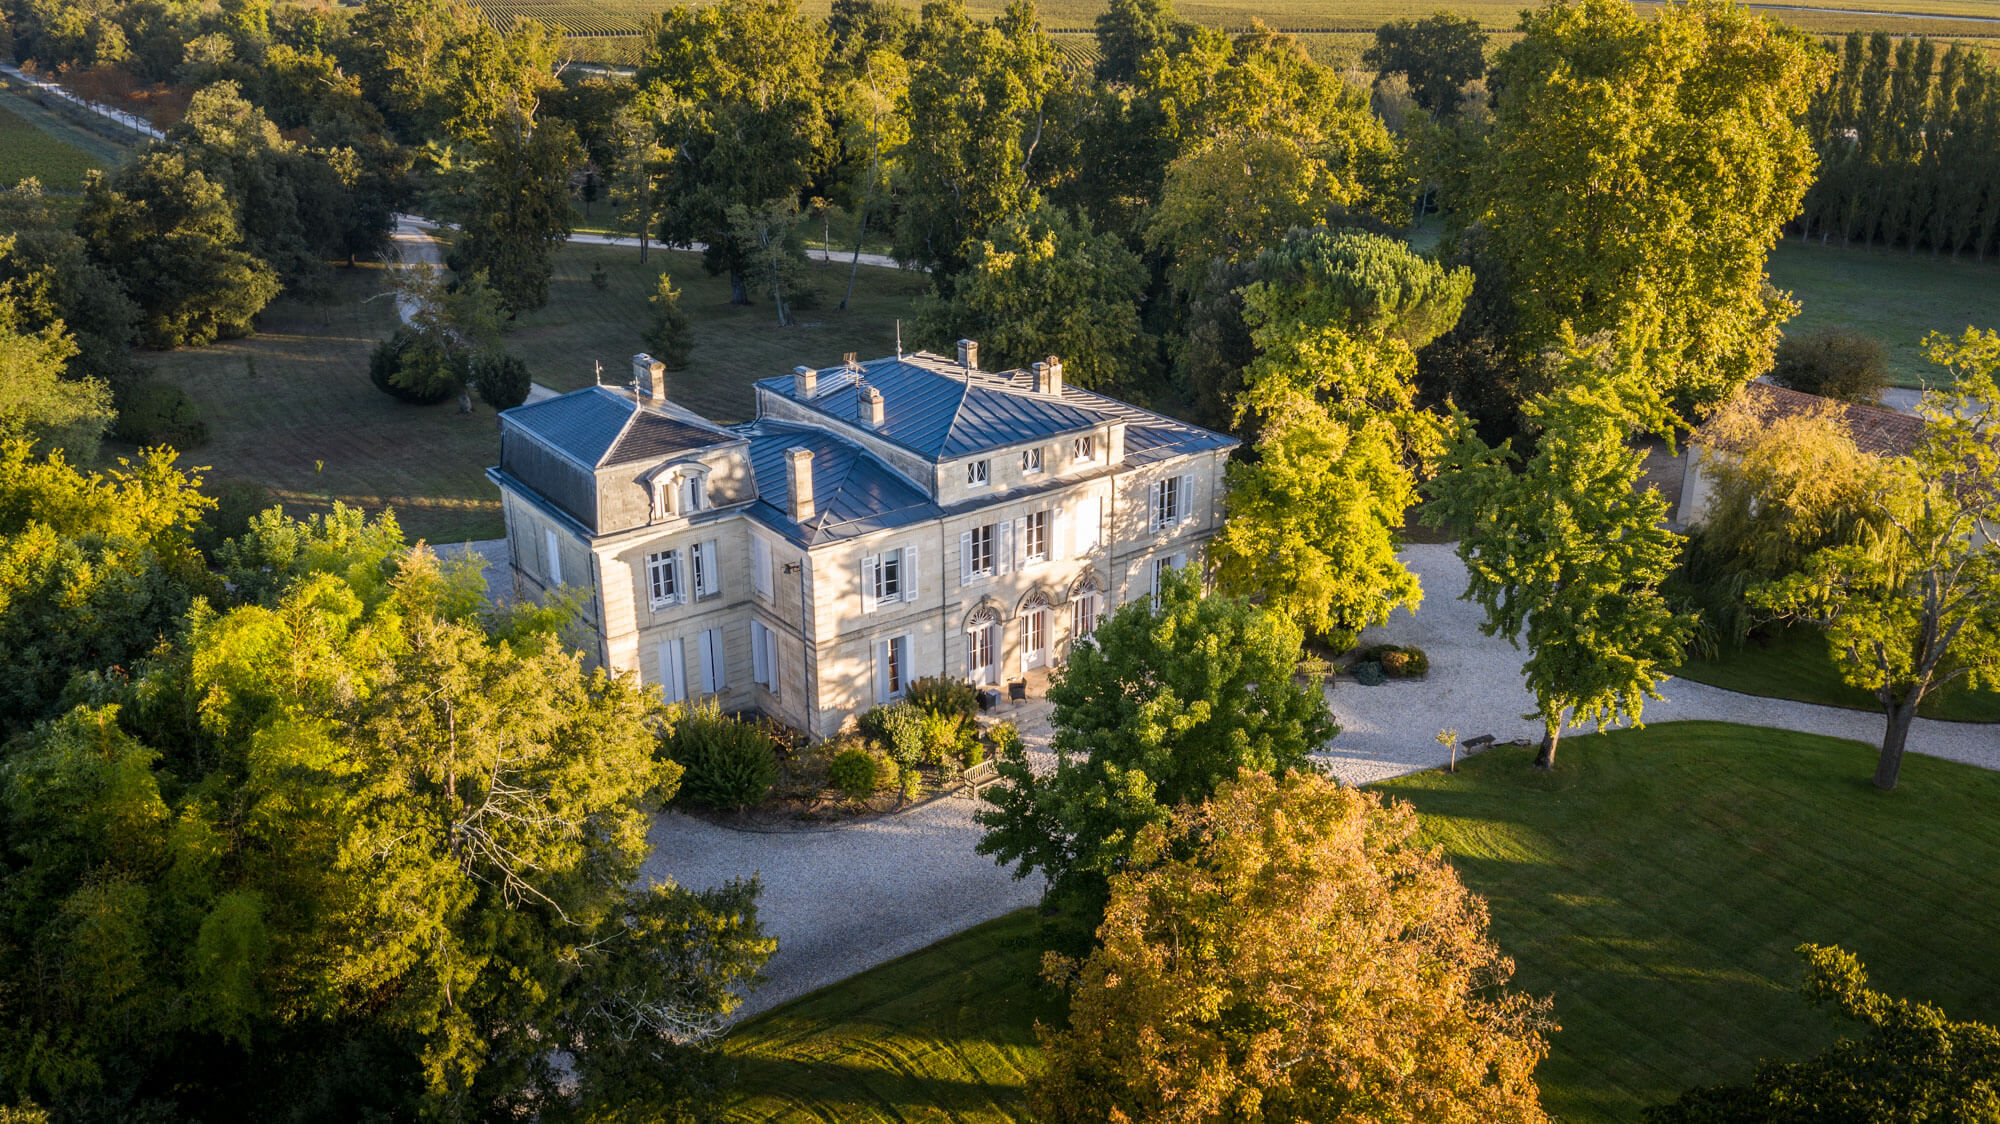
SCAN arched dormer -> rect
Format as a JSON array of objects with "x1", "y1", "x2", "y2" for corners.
[{"x1": 645, "y1": 460, "x2": 711, "y2": 522}]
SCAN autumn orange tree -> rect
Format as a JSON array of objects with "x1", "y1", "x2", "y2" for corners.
[{"x1": 1033, "y1": 769, "x2": 1552, "y2": 1123}]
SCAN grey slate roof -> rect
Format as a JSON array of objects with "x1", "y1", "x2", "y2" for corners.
[
  {"x1": 757, "y1": 353, "x2": 1115, "y2": 460},
  {"x1": 735, "y1": 421, "x2": 942, "y2": 547},
  {"x1": 503, "y1": 385, "x2": 735, "y2": 468}
]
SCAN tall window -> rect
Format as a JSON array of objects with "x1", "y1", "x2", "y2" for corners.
[
  {"x1": 1073, "y1": 435, "x2": 1096, "y2": 462},
  {"x1": 678, "y1": 474, "x2": 704, "y2": 513},
  {"x1": 1153, "y1": 476, "x2": 1181, "y2": 530},
  {"x1": 1024, "y1": 510, "x2": 1049, "y2": 564},
  {"x1": 645, "y1": 549, "x2": 683, "y2": 608},
  {"x1": 879, "y1": 635, "x2": 910, "y2": 700},
  {"x1": 876, "y1": 549, "x2": 902, "y2": 603},
  {"x1": 966, "y1": 458, "x2": 990, "y2": 487},
  {"x1": 1072, "y1": 592, "x2": 1101, "y2": 640},
  {"x1": 544, "y1": 529, "x2": 563, "y2": 586},
  {"x1": 751, "y1": 620, "x2": 778, "y2": 695},
  {"x1": 1021, "y1": 447, "x2": 1043, "y2": 475},
  {"x1": 697, "y1": 627, "x2": 726, "y2": 694},
  {"x1": 968, "y1": 525, "x2": 995, "y2": 577}
]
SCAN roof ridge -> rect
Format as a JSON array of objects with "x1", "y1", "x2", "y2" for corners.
[{"x1": 594, "y1": 385, "x2": 644, "y2": 467}]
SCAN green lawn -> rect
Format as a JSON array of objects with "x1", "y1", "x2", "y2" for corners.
[
  {"x1": 1673, "y1": 624, "x2": 2000, "y2": 723},
  {"x1": 502, "y1": 241, "x2": 931, "y2": 423},
  {"x1": 1768, "y1": 237, "x2": 2000, "y2": 389},
  {"x1": 720, "y1": 722, "x2": 2000, "y2": 1122},
  {"x1": 134, "y1": 264, "x2": 508, "y2": 544}
]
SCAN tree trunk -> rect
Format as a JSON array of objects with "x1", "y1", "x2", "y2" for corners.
[
  {"x1": 639, "y1": 228, "x2": 648, "y2": 265},
  {"x1": 840, "y1": 206, "x2": 868, "y2": 311},
  {"x1": 1535, "y1": 722, "x2": 1561, "y2": 770},
  {"x1": 729, "y1": 268, "x2": 750, "y2": 306},
  {"x1": 1874, "y1": 696, "x2": 1920, "y2": 790}
]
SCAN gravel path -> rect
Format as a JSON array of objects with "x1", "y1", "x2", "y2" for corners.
[{"x1": 1319, "y1": 543, "x2": 2000, "y2": 784}]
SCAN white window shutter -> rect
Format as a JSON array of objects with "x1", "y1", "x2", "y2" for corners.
[
  {"x1": 903, "y1": 546, "x2": 920, "y2": 602},
  {"x1": 1050, "y1": 506, "x2": 1065, "y2": 562},
  {"x1": 959, "y1": 531, "x2": 972, "y2": 586},
  {"x1": 1148, "y1": 481, "x2": 1163, "y2": 533},
  {"x1": 544, "y1": 529, "x2": 562, "y2": 585},
  {"x1": 700, "y1": 540, "x2": 720, "y2": 597},
  {"x1": 697, "y1": 630, "x2": 717, "y2": 694},
  {"x1": 997, "y1": 520, "x2": 1013, "y2": 575},
  {"x1": 1013, "y1": 517, "x2": 1027, "y2": 569},
  {"x1": 861, "y1": 555, "x2": 879, "y2": 614},
  {"x1": 659, "y1": 639, "x2": 686, "y2": 703},
  {"x1": 874, "y1": 640, "x2": 888, "y2": 703},
  {"x1": 1180, "y1": 474, "x2": 1197, "y2": 524},
  {"x1": 753, "y1": 538, "x2": 772, "y2": 600}
]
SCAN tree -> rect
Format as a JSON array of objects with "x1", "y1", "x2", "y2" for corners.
[
  {"x1": 1769, "y1": 326, "x2": 1891, "y2": 403},
  {"x1": 0, "y1": 502, "x2": 775, "y2": 1118},
  {"x1": 77, "y1": 153, "x2": 282, "y2": 349},
  {"x1": 977, "y1": 566, "x2": 1338, "y2": 940},
  {"x1": 1365, "y1": 12, "x2": 1488, "y2": 117},
  {"x1": 913, "y1": 205, "x2": 1147, "y2": 391},
  {"x1": 727, "y1": 198, "x2": 817, "y2": 328},
  {"x1": 1648, "y1": 944, "x2": 2000, "y2": 1122},
  {"x1": 1425, "y1": 332, "x2": 1693, "y2": 769},
  {"x1": 386, "y1": 264, "x2": 508, "y2": 411},
  {"x1": 1476, "y1": 0, "x2": 1829, "y2": 413},
  {"x1": 1034, "y1": 769, "x2": 1552, "y2": 1122},
  {"x1": 636, "y1": 0, "x2": 832, "y2": 303},
  {"x1": 0, "y1": 181, "x2": 141, "y2": 393},
  {"x1": 1212, "y1": 229, "x2": 1471, "y2": 647},
  {"x1": 0, "y1": 440, "x2": 214, "y2": 733},
  {"x1": 828, "y1": 45, "x2": 909, "y2": 308},
  {"x1": 1755, "y1": 330, "x2": 2000, "y2": 790},
  {"x1": 646, "y1": 273, "x2": 695, "y2": 369},
  {"x1": 352, "y1": 0, "x2": 564, "y2": 144},
  {"x1": 450, "y1": 109, "x2": 579, "y2": 314},
  {"x1": 895, "y1": 0, "x2": 1063, "y2": 274},
  {"x1": 472, "y1": 352, "x2": 532, "y2": 410},
  {"x1": 0, "y1": 239, "x2": 114, "y2": 461},
  {"x1": 1093, "y1": 0, "x2": 1191, "y2": 86}
]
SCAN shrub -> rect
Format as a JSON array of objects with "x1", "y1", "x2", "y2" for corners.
[
  {"x1": 471, "y1": 352, "x2": 532, "y2": 410},
  {"x1": 827, "y1": 746, "x2": 881, "y2": 798},
  {"x1": 368, "y1": 328, "x2": 456, "y2": 405},
  {"x1": 919, "y1": 709, "x2": 965, "y2": 765},
  {"x1": 906, "y1": 676, "x2": 979, "y2": 723},
  {"x1": 663, "y1": 701, "x2": 777, "y2": 810},
  {"x1": 589, "y1": 261, "x2": 610, "y2": 290},
  {"x1": 1356, "y1": 643, "x2": 1429, "y2": 678},
  {"x1": 860, "y1": 701, "x2": 926, "y2": 769},
  {"x1": 1770, "y1": 326, "x2": 1889, "y2": 404},
  {"x1": 1353, "y1": 661, "x2": 1386, "y2": 686},
  {"x1": 111, "y1": 378, "x2": 209, "y2": 448}
]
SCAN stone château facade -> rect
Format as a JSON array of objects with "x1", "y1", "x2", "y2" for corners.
[{"x1": 488, "y1": 342, "x2": 1237, "y2": 738}]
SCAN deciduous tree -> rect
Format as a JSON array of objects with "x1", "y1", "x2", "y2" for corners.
[
  {"x1": 449, "y1": 108, "x2": 579, "y2": 314},
  {"x1": 1477, "y1": 0, "x2": 1828, "y2": 413},
  {"x1": 977, "y1": 567, "x2": 1336, "y2": 941},
  {"x1": 1755, "y1": 330, "x2": 2000, "y2": 789},
  {"x1": 1365, "y1": 11, "x2": 1488, "y2": 117},
  {"x1": 914, "y1": 205, "x2": 1147, "y2": 390},
  {"x1": 1426, "y1": 331, "x2": 1693, "y2": 769},
  {"x1": 1212, "y1": 229, "x2": 1470, "y2": 647},
  {"x1": 1034, "y1": 769, "x2": 1552, "y2": 1123}
]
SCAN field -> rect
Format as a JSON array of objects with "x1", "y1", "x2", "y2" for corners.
[
  {"x1": 131, "y1": 264, "x2": 509, "y2": 545},
  {"x1": 720, "y1": 722, "x2": 2000, "y2": 1121},
  {"x1": 501, "y1": 240, "x2": 931, "y2": 423},
  {"x1": 492, "y1": 0, "x2": 2000, "y2": 65},
  {"x1": 1769, "y1": 237, "x2": 2000, "y2": 389},
  {"x1": 0, "y1": 92, "x2": 111, "y2": 192}
]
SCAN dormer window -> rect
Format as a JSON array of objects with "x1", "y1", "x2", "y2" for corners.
[
  {"x1": 1022, "y1": 447, "x2": 1043, "y2": 475},
  {"x1": 1074, "y1": 435, "x2": 1096, "y2": 462},
  {"x1": 966, "y1": 459, "x2": 990, "y2": 488},
  {"x1": 651, "y1": 463, "x2": 710, "y2": 520}
]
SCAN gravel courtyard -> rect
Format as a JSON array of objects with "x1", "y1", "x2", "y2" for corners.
[{"x1": 644, "y1": 542, "x2": 2000, "y2": 1017}]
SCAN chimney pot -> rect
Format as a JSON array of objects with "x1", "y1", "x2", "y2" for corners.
[
  {"x1": 793, "y1": 364, "x2": 818, "y2": 399},
  {"x1": 633, "y1": 353, "x2": 667, "y2": 399},
  {"x1": 956, "y1": 339, "x2": 978, "y2": 371},
  {"x1": 786, "y1": 447, "x2": 815, "y2": 523},
  {"x1": 860, "y1": 383, "x2": 885, "y2": 427}
]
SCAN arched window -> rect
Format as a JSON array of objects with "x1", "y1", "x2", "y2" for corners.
[{"x1": 648, "y1": 462, "x2": 710, "y2": 520}]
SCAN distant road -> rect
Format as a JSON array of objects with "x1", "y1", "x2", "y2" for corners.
[{"x1": 0, "y1": 62, "x2": 165, "y2": 139}]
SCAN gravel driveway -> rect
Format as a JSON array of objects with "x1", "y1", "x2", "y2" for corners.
[{"x1": 647, "y1": 541, "x2": 2000, "y2": 1018}]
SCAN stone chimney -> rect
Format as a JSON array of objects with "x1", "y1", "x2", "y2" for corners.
[
  {"x1": 633, "y1": 353, "x2": 667, "y2": 399},
  {"x1": 859, "y1": 383, "x2": 885, "y2": 427},
  {"x1": 956, "y1": 339, "x2": 978, "y2": 371},
  {"x1": 786, "y1": 447, "x2": 815, "y2": 523},
  {"x1": 1034, "y1": 356, "x2": 1064, "y2": 397},
  {"x1": 793, "y1": 364, "x2": 818, "y2": 399}
]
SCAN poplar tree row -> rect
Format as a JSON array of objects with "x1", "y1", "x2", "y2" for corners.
[{"x1": 1796, "y1": 32, "x2": 2000, "y2": 258}]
